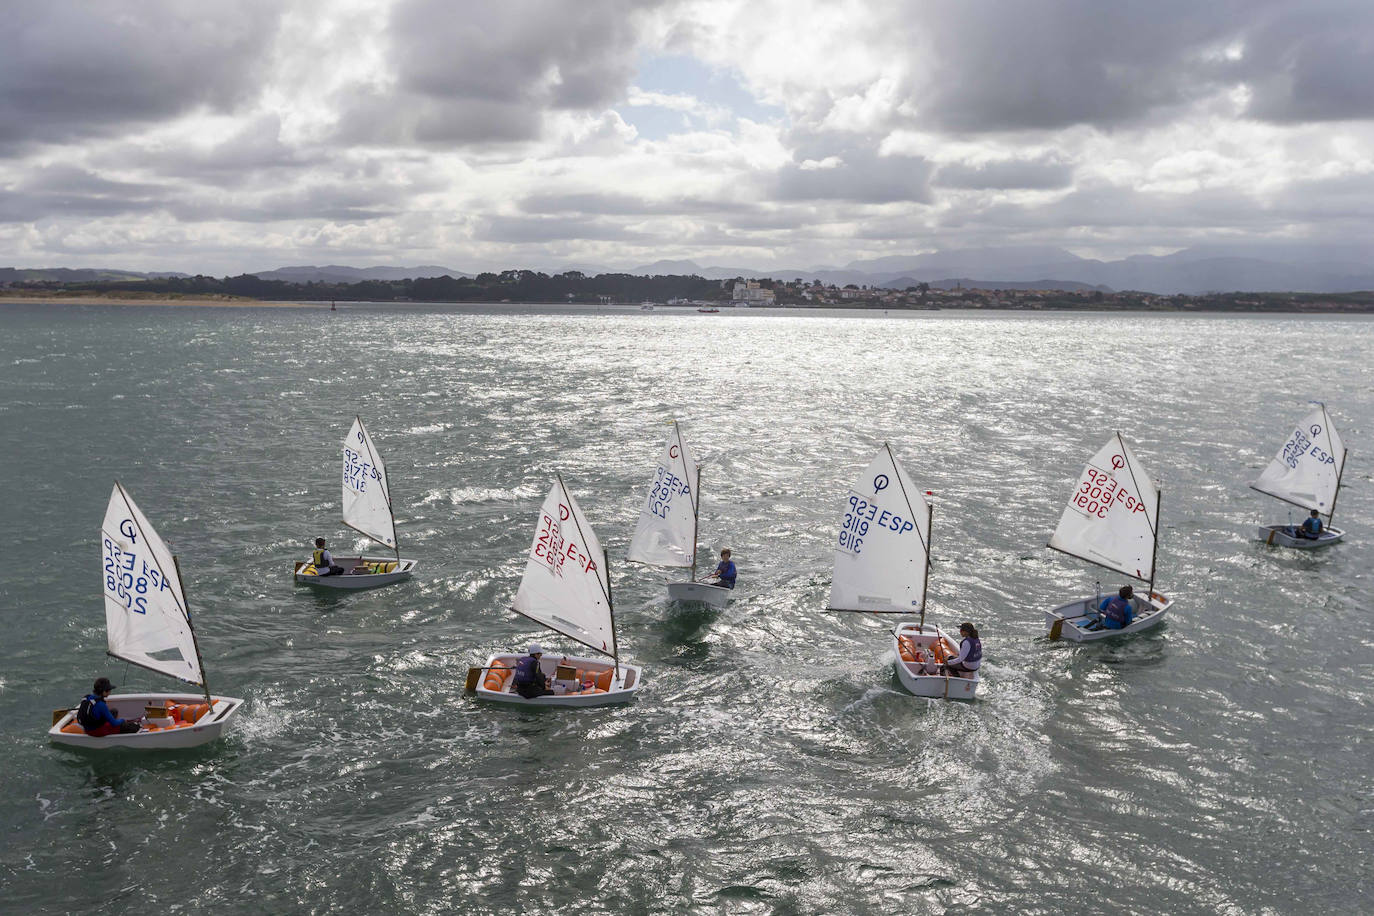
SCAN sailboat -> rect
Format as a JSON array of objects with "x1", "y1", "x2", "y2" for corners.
[
  {"x1": 470, "y1": 474, "x2": 642, "y2": 707},
  {"x1": 49, "y1": 483, "x2": 244, "y2": 749},
  {"x1": 1045, "y1": 432, "x2": 1173, "y2": 642},
  {"x1": 827, "y1": 444, "x2": 977, "y2": 700},
  {"x1": 293, "y1": 416, "x2": 417, "y2": 589},
  {"x1": 1252, "y1": 403, "x2": 1348, "y2": 549},
  {"x1": 627, "y1": 422, "x2": 732, "y2": 608}
]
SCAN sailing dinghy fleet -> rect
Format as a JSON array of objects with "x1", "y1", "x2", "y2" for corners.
[
  {"x1": 1252, "y1": 403, "x2": 1348, "y2": 549},
  {"x1": 627, "y1": 422, "x2": 733, "y2": 609},
  {"x1": 294, "y1": 416, "x2": 417, "y2": 589},
  {"x1": 49, "y1": 401, "x2": 1360, "y2": 749}
]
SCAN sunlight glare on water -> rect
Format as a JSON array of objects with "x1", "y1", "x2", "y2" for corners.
[{"x1": 0, "y1": 302, "x2": 1371, "y2": 914}]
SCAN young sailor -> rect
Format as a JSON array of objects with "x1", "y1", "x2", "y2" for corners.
[
  {"x1": 512, "y1": 644, "x2": 552, "y2": 699},
  {"x1": 1096, "y1": 585, "x2": 1136, "y2": 630},
  {"x1": 76, "y1": 677, "x2": 141, "y2": 736},
  {"x1": 312, "y1": 537, "x2": 345, "y2": 576},
  {"x1": 942, "y1": 623, "x2": 982, "y2": 678},
  {"x1": 706, "y1": 548, "x2": 737, "y2": 589},
  {"x1": 1295, "y1": 509, "x2": 1324, "y2": 540}
]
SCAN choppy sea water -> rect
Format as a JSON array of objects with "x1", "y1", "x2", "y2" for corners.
[{"x1": 0, "y1": 302, "x2": 1370, "y2": 915}]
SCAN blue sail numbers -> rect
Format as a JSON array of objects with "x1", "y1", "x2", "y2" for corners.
[
  {"x1": 829, "y1": 446, "x2": 930, "y2": 613},
  {"x1": 341, "y1": 416, "x2": 396, "y2": 549}
]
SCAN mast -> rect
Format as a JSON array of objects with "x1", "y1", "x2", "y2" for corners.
[
  {"x1": 172, "y1": 554, "x2": 213, "y2": 706},
  {"x1": 1318, "y1": 403, "x2": 1343, "y2": 524},
  {"x1": 1328, "y1": 447, "x2": 1348, "y2": 524},
  {"x1": 1146, "y1": 488, "x2": 1161, "y2": 600},
  {"x1": 919, "y1": 501, "x2": 933, "y2": 629},
  {"x1": 604, "y1": 547, "x2": 620, "y2": 679},
  {"x1": 672, "y1": 420, "x2": 699, "y2": 581},
  {"x1": 690, "y1": 463, "x2": 701, "y2": 582}
]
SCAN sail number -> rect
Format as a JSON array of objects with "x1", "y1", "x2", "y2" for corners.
[
  {"x1": 103, "y1": 533, "x2": 171, "y2": 614},
  {"x1": 1282, "y1": 424, "x2": 1335, "y2": 470},
  {"x1": 533, "y1": 509, "x2": 598, "y2": 577},
  {"x1": 646, "y1": 466, "x2": 691, "y2": 519},
  {"x1": 343, "y1": 446, "x2": 383, "y2": 494},
  {"x1": 839, "y1": 494, "x2": 915, "y2": 555},
  {"x1": 1075, "y1": 467, "x2": 1146, "y2": 519}
]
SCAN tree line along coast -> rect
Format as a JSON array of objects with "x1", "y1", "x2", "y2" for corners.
[{"x1": 4, "y1": 270, "x2": 1374, "y2": 311}]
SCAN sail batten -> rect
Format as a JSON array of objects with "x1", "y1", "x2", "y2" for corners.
[
  {"x1": 342, "y1": 416, "x2": 397, "y2": 550},
  {"x1": 101, "y1": 483, "x2": 203, "y2": 686},
  {"x1": 512, "y1": 479, "x2": 616, "y2": 657},
  {"x1": 1049, "y1": 433, "x2": 1159, "y2": 583},
  {"x1": 1251, "y1": 406, "x2": 1345, "y2": 518},
  {"x1": 828, "y1": 446, "x2": 930, "y2": 614},
  {"x1": 626, "y1": 423, "x2": 698, "y2": 568}
]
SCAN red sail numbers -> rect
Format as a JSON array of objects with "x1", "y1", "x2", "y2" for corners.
[
  {"x1": 1073, "y1": 456, "x2": 1147, "y2": 520},
  {"x1": 533, "y1": 505, "x2": 598, "y2": 579}
]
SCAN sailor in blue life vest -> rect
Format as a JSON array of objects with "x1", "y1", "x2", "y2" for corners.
[
  {"x1": 706, "y1": 548, "x2": 736, "y2": 589},
  {"x1": 512, "y1": 644, "x2": 553, "y2": 699},
  {"x1": 1095, "y1": 585, "x2": 1136, "y2": 630},
  {"x1": 76, "y1": 677, "x2": 141, "y2": 737},
  {"x1": 312, "y1": 537, "x2": 345, "y2": 576},
  {"x1": 941, "y1": 623, "x2": 982, "y2": 678},
  {"x1": 1291, "y1": 509, "x2": 1324, "y2": 540}
]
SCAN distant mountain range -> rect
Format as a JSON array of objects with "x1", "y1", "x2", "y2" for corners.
[
  {"x1": 248, "y1": 265, "x2": 473, "y2": 283},
  {"x1": 7, "y1": 244, "x2": 1374, "y2": 294},
  {"x1": 0, "y1": 267, "x2": 189, "y2": 283},
  {"x1": 628, "y1": 244, "x2": 1374, "y2": 294}
]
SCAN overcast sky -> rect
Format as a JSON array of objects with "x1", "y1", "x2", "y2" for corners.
[{"x1": 4, "y1": 0, "x2": 1374, "y2": 274}]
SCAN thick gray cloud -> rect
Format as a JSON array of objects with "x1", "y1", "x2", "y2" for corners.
[
  {"x1": 165, "y1": 180, "x2": 415, "y2": 224},
  {"x1": 774, "y1": 150, "x2": 934, "y2": 203},
  {"x1": 0, "y1": 166, "x2": 167, "y2": 223},
  {"x1": 0, "y1": 1, "x2": 280, "y2": 149},
  {"x1": 1241, "y1": 4, "x2": 1374, "y2": 122},
  {"x1": 96, "y1": 116, "x2": 314, "y2": 190},
  {"x1": 519, "y1": 191, "x2": 753, "y2": 216},
  {"x1": 336, "y1": 0, "x2": 662, "y2": 146},
  {"x1": 893, "y1": 0, "x2": 1374, "y2": 132},
  {"x1": 935, "y1": 156, "x2": 1074, "y2": 190},
  {"x1": 479, "y1": 214, "x2": 647, "y2": 243},
  {"x1": 906, "y1": 1, "x2": 1236, "y2": 132}
]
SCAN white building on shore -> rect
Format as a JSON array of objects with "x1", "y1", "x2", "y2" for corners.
[{"x1": 731, "y1": 279, "x2": 775, "y2": 306}]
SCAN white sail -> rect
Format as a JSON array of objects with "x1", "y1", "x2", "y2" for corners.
[
  {"x1": 512, "y1": 478, "x2": 616, "y2": 657},
  {"x1": 1049, "y1": 433, "x2": 1159, "y2": 583},
  {"x1": 828, "y1": 445, "x2": 931, "y2": 613},
  {"x1": 626, "y1": 423, "x2": 698, "y2": 568},
  {"x1": 1251, "y1": 405, "x2": 1346, "y2": 517},
  {"x1": 101, "y1": 483, "x2": 203, "y2": 685},
  {"x1": 342, "y1": 416, "x2": 396, "y2": 549}
]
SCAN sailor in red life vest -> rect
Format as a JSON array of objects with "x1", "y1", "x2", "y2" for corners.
[{"x1": 942, "y1": 623, "x2": 982, "y2": 678}]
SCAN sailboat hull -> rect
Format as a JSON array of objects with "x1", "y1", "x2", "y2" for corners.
[
  {"x1": 48, "y1": 692, "x2": 242, "y2": 750},
  {"x1": 1044, "y1": 592, "x2": 1172, "y2": 642},
  {"x1": 892, "y1": 624, "x2": 979, "y2": 700},
  {"x1": 473, "y1": 653, "x2": 642, "y2": 708},
  {"x1": 666, "y1": 580, "x2": 733, "y2": 608},
  {"x1": 294, "y1": 555, "x2": 416, "y2": 589},
  {"x1": 1256, "y1": 525, "x2": 1344, "y2": 549}
]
